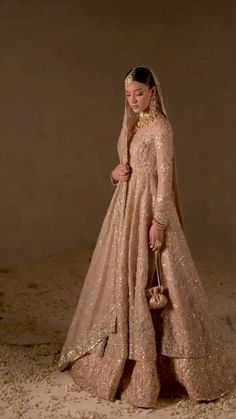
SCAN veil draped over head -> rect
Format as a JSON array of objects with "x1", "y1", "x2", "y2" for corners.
[{"x1": 117, "y1": 66, "x2": 184, "y2": 230}]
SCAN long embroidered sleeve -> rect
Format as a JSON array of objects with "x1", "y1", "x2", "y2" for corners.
[{"x1": 153, "y1": 117, "x2": 174, "y2": 229}]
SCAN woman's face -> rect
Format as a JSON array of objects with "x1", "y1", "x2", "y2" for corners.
[{"x1": 125, "y1": 80, "x2": 156, "y2": 113}]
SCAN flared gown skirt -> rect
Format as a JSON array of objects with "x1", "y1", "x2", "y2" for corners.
[{"x1": 58, "y1": 173, "x2": 235, "y2": 407}]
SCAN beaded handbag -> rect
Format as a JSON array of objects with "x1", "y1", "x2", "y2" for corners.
[{"x1": 145, "y1": 251, "x2": 168, "y2": 310}]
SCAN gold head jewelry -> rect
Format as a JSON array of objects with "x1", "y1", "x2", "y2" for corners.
[{"x1": 125, "y1": 73, "x2": 133, "y2": 85}]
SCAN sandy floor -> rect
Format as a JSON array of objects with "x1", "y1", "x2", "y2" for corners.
[{"x1": 0, "y1": 249, "x2": 235, "y2": 419}]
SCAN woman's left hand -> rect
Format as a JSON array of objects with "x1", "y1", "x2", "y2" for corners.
[{"x1": 149, "y1": 224, "x2": 165, "y2": 251}]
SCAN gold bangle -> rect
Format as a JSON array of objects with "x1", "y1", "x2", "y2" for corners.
[
  {"x1": 153, "y1": 217, "x2": 165, "y2": 227},
  {"x1": 152, "y1": 218, "x2": 165, "y2": 230}
]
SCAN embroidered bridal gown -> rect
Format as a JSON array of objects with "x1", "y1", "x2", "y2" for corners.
[{"x1": 58, "y1": 68, "x2": 235, "y2": 407}]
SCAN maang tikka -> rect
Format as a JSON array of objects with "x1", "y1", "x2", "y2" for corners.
[{"x1": 125, "y1": 73, "x2": 133, "y2": 85}]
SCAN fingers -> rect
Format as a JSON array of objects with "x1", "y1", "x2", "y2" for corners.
[
  {"x1": 119, "y1": 163, "x2": 131, "y2": 173},
  {"x1": 116, "y1": 171, "x2": 129, "y2": 181},
  {"x1": 120, "y1": 174, "x2": 130, "y2": 181},
  {"x1": 118, "y1": 164, "x2": 131, "y2": 181},
  {"x1": 149, "y1": 239, "x2": 162, "y2": 252},
  {"x1": 122, "y1": 167, "x2": 131, "y2": 175}
]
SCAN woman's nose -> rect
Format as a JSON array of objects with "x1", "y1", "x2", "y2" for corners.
[{"x1": 131, "y1": 96, "x2": 137, "y2": 104}]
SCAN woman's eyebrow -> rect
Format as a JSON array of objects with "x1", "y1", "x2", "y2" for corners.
[{"x1": 125, "y1": 88, "x2": 143, "y2": 93}]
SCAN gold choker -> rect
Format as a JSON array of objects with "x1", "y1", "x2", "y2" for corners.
[{"x1": 134, "y1": 109, "x2": 158, "y2": 133}]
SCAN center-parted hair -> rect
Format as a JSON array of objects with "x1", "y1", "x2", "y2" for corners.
[{"x1": 125, "y1": 66, "x2": 156, "y2": 88}]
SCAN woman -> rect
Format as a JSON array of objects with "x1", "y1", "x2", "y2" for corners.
[{"x1": 58, "y1": 66, "x2": 235, "y2": 408}]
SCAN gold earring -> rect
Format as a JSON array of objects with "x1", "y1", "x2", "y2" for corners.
[{"x1": 149, "y1": 95, "x2": 157, "y2": 114}]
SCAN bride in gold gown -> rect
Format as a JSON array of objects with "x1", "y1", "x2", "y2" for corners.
[{"x1": 58, "y1": 66, "x2": 235, "y2": 408}]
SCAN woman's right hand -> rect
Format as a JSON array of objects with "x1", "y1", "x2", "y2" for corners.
[{"x1": 111, "y1": 163, "x2": 131, "y2": 182}]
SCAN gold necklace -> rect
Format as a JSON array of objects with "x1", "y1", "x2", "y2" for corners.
[{"x1": 133, "y1": 109, "x2": 158, "y2": 133}]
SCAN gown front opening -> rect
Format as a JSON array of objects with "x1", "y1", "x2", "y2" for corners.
[{"x1": 58, "y1": 69, "x2": 235, "y2": 408}]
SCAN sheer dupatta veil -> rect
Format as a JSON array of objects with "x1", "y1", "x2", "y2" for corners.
[{"x1": 117, "y1": 66, "x2": 184, "y2": 230}]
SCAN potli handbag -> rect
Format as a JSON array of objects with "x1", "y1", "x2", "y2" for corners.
[{"x1": 145, "y1": 250, "x2": 168, "y2": 310}]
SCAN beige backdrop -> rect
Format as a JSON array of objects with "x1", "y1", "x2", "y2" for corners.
[{"x1": 0, "y1": 0, "x2": 235, "y2": 265}]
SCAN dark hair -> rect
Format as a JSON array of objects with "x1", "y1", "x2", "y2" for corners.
[{"x1": 125, "y1": 66, "x2": 156, "y2": 88}]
